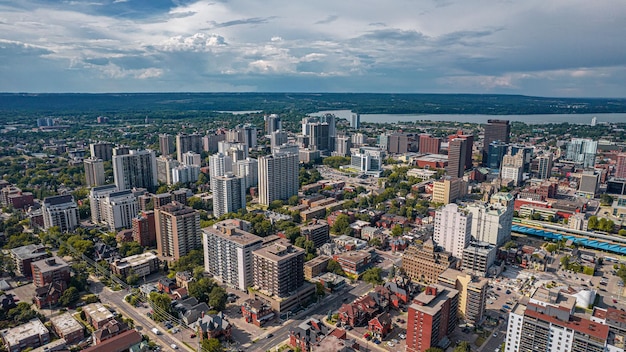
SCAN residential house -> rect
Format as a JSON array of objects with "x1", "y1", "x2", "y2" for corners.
[
  {"x1": 241, "y1": 298, "x2": 275, "y2": 327},
  {"x1": 194, "y1": 312, "x2": 232, "y2": 340},
  {"x1": 289, "y1": 318, "x2": 329, "y2": 352},
  {"x1": 368, "y1": 312, "x2": 392, "y2": 339}
]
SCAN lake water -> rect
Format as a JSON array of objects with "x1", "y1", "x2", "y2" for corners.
[{"x1": 311, "y1": 110, "x2": 626, "y2": 125}]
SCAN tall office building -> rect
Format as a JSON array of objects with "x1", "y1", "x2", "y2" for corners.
[
  {"x1": 350, "y1": 113, "x2": 360, "y2": 129},
  {"x1": 333, "y1": 134, "x2": 352, "y2": 157},
  {"x1": 434, "y1": 204, "x2": 472, "y2": 259},
  {"x1": 212, "y1": 172, "x2": 246, "y2": 218},
  {"x1": 176, "y1": 133, "x2": 203, "y2": 162},
  {"x1": 401, "y1": 240, "x2": 456, "y2": 284},
  {"x1": 615, "y1": 153, "x2": 626, "y2": 179},
  {"x1": 265, "y1": 114, "x2": 281, "y2": 135},
  {"x1": 203, "y1": 222, "x2": 263, "y2": 291},
  {"x1": 487, "y1": 141, "x2": 508, "y2": 170},
  {"x1": 467, "y1": 196, "x2": 513, "y2": 246},
  {"x1": 388, "y1": 133, "x2": 410, "y2": 154},
  {"x1": 350, "y1": 147, "x2": 385, "y2": 176},
  {"x1": 42, "y1": 195, "x2": 79, "y2": 232},
  {"x1": 155, "y1": 203, "x2": 201, "y2": 261},
  {"x1": 319, "y1": 113, "x2": 336, "y2": 139},
  {"x1": 253, "y1": 240, "x2": 305, "y2": 298},
  {"x1": 239, "y1": 124, "x2": 257, "y2": 148},
  {"x1": 112, "y1": 149, "x2": 157, "y2": 191},
  {"x1": 89, "y1": 142, "x2": 114, "y2": 161},
  {"x1": 309, "y1": 122, "x2": 331, "y2": 152},
  {"x1": 84, "y1": 157, "x2": 105, "y2": 187},
  {"x1": 406, "y1": 285, "x2": 459, "y2": 352},
  {"x1": 565, "y1": 138, "x2": 598, "y2": 168},
  {"x1": 270, "y1": 131, "x2": 288, "y2": 149},
  {"x1": 438, "y1": 269, "x2": 488, "y2": 326},
  {"x1": 448, "y1": 131, "x2": 474, "y2": 170},
  {"x1": 483, "y1": 119, "x2": 510, "y2": 155},
  {"x1": 100, "y1": 190, "x2": 140, "y2": 231},
  {"x1": 209, "y1": 152, "x2": 233, "y2": 192},
  {"x1": 501, "y1": 165, "x2": 523, "y2": 186},
  {"x1": 234, "y1": 157, "x2": 258, "y2": 189},
  {"x1": 419, "y1": 134, "x2": 442, "y2": 154},
  {"x1": 258, "y1": 152, "x2": 299, "y2": 206},
  {"x1": 156, "y1": 156, "x2": 179, "y2": 185},
  {"x1": 536, "y1": 153, "x2": 553, "y2": 180},
  {"x1": 461, "y1": 240, "x2": 496, "y2": 277},
  {"x1": 159, "y1": 134, "x2": 175, "y2": 157},
  {"x1": 447, "y1": 138, "x2": 467, "y2": 178}
]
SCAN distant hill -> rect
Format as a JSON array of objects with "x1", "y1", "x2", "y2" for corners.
[{"x1": 1, "y1": 92, "x2": 625, "y2": 116}]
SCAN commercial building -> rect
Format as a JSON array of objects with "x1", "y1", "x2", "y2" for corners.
[
  {"x1": 90, "y1": 142, "x2": 114, "y2": 161},
  {"x1": 401, "y1": 240, "x2": 456, "y2": 284},
  {"x1": 258, "y1": 152, "x2": 299, "y2": 206},
  {"x1": 252, "y1": 240, "x2": 305, "y2": 298},
  {"x1": 31, "y1": 256, "x2": 70, "y2": 288},
  {"x1": 132, "y1": 211, "x2": 156, "y2": 247},
  {"x1": 299, "y1": 220, "x2": 330, "y2": 249},
  {"x1": 50, "y1": 313, "x2": 84, "y2": 344},
  {"x1": 467, "y1": 196, "x2": 513, "y2": 246},
  {"x1": 447, "y1": 138, "x2": 467, "y2": 178},
  {"x1": 303, "y1": 255, "x2": 330, "y2": 280},
  {"x1": 270, "y1": 131, "x2": 288, "y2": 149},
  {"x1": 84, "y1": 157, "x2": 106, "y2": 187},
  {"x1": 82, "y1": 330, "x2": 143, "y2": 352},
  {"x1": 577, "y1": 170, "x2": 600, "y2": 198},
  {"x1": 333, "y1": 134, "x2": 352, "y2": 157},
  {"x1": 487, "y1": 140, "x2": 508, "y2": 170},
  {"x1": 434, "y1": 203, "x2": 472, "y2": 259},
  {"x1": 461, "y1": 241, "x2": 496, "y2": 277},
  {"x1": 176, "y1": 133, "x2": 203, "y2": 162},
  {"x1": 432, "y1": 177, "x2": 467, "y2": 204},
  {"x1": 100, "y1": 190, "x2": 139, "y2": 231},
  {"x1": 419, "y1": 134, "x2": 442, "y2": 154},
  {"x1": 332, "y1": 250, "x2": 374, "y2": 277},
  {"x1": 438, "y1": 269, "x2": 488, "y2": 326},
  {"x1": 406, "y1": 285, "x2": 459, "y2": 352},
  {"x1": 350, "y1": 147, "x2": 385, "y2": 176},
  {"x1": 536, "y1": 153, "x2": 553, "y2": 179},
  {"x1": 155, "y1": 202, "x2": 201, "y2": 261},
  {"x1": 202, "y1": 222, "x2": 263, "y2": 291},
  {"x1": 482, "y1": 119, "x2": 510, "y2": 163},
  {"x1": 501, "y1": 165, "x2": 523, "y2": 187},
  {"x1": 616, "y1": 153, "x2": 626, "y2": 179},
  {"x1": 158, "y1": 133, "x2": 174, "y2": 157},
  {"x1": 448, "y1": 131, "x2": 474, "y2": 170},
  {"x1": 42, "y1": 195, "x2": 79, "y2": 232},
  {"x1": 565, "y1": 138, "x2": 598, "y2": 168},
  {"x1": 212, "y1": 172, "x2": 246, "y2": 218},
  {"x1": 112, "y1": 149, "x2": 157, "y2": 191},
  {"x1": 10, "y1": 244, "x2": 49, "y2": 277},
  {"x1": 110, "y1": 252, "x2": 159, "y2": 279},
  {"x1": 1, "y1": 319, "x2": 50, "y2": 352}
]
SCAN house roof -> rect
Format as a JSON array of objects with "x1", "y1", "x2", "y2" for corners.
[{"x1": 82, "y1": 329, "x2": 142, "y2": 352}]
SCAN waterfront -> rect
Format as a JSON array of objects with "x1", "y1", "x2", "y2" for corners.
[{"x1": 312, "y1": 110, "x2": 626, "y2": 125}]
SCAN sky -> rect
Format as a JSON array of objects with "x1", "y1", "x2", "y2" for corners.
[{"x1": 1, "y1": 0, "x2": 625, "y2": 97}]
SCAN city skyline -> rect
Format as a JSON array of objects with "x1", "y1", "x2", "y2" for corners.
[{"x1": 0, "y1": 0, "x2": 625, "y2": 97}]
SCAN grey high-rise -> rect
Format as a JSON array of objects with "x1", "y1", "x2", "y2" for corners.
[
  {"x1": 482, "y1": 120, "x2": 510, "y2": 164},
  {"x1": 112, "y1": 149, "x2": 157, "y2": 191},
  {"x1": 258, "y1": 152, "x2": 299, "y2": 206},
  {"x1": 447, "y1": 138, "x2": 467, "y2": 179},
  {"x1": 176, "y1": 133, "x2": 203, "y2": 162}
]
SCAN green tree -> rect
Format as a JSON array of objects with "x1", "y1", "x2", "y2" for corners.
[
  {"x1": 315, "y1": 282, "x2": 326, "y2": 297},
  {"x1": 619, "y1": 229, "x2": 626, "y2": 237},
  {"x1": 600, "y1": 194, "x2": 614, "y2": 206},
  {"x1": 588, "y1": 216, "x2": 598, "y2": 230},
  {"x1": 368, "y1": 237, "x2": 382, "y2": 248},
  {"x1": 126, "y1": 273, "x2": 140, "y2": 286},
  {"x1": 454, "y1": 341, "x2": 471, "y2": 352},
  {"x1": 189, "y1": 277, "x2": 215, "y2": 303},
  {"x1": 288, "y1": 195, "x2": 299, "y2": 206},
  {"x1": 208, "y1": 286, "x2": 227, "y2": 311},
  {"x1": 119, "y1": 241, "x2": 144, "y2": 257},
  {"x1": 331, "y1": 214, "x2": 350, "y2": 235},
  {"x1": 201, "y1": 338, "x2": 224, "y2": 352},
  {"x1": 59, "y1": 287, "x2": 80, "y2": 307},
  {"x1": 148, "y1": 292, "x2": 173, "y2": 322},
  {"x1": 361, "y1": 267, "x2": 383, "y2": 285},
  {"x1": 322, "y1": 156, "x2": 351, "y2": 169},
  {"x1": 504, "y1": 241, "x2": 517, "y2": 250},
  {"x1": 326, "y1": 259, "x2": 345, "y2": 276},
  {"x1": 425, "y1": 348, "x2": 445, "y2": 352},
  {"x1": 391, "y1": 224, "x2": 403, "y2": 237}
]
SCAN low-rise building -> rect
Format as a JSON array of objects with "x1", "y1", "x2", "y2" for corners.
[
  {"x1": 241, "y1": 298, "x2": 274, "y2": 327},
  {"x1": 402, "y1": 240, "x2": 456, "y2": 284},
  {"x1": 83, "y1": 303, "x2": 115, "y2": 330},
  {"x1": 50, "y1": 313, "x2": 84, "y2": 344},
  {"x1": 193, "y1": 312, "x2": 232, "y2": 340},
  {"x1": 289, "y1": 319, "x2": 330, "y2": 351},
  {"x1": 1, "y1": 319, "x2": 50, "y2": 352},
  {"x1": 10, "y1": 244, "x2": 49, "y2": 277},
  {"x1": 461, "y1": 241, "x2": 496, "y2": 277},
  {"x1": 333, "y1": 250, "x2": 373, "y2": 277},
  {"x1": 304, "y1": 255, "x2": 330, "y2": 281},
  {"x1": 82, "y1": 329, "x2": 143, "y2": 352},
  {"x1": 109, "y1": 252, "x2": 159, "y2": 279},
  {"x1": 31, "y1": 256, "x2": 70, "y2": 288},
  {"x1": 300, "y1": 220, "x2": 330, "y2": 248}
]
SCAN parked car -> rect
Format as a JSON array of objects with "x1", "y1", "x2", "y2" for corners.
[{"x1": 170, "y1": 344, "x2": 178, "y2": 350}]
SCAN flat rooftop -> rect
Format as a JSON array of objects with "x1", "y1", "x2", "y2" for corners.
[
  {"x1": 83, "y1": 303, "x2": 114, "y2": 323},
  {"x1": 31, "y1": 256, "x2": 69, "y2": 273},
  {"x1": 0, "y1": 319, "x2": 48, "y2": 346},
  {"x1": 50, "y1": 313, "x2": 83, "y2": 334},
  {"x1": 113, "y1": 252, "x2": 158, "y2": 269},
  {"x1": 203, "y1": 226, "x2": 263, "y2": 247}
]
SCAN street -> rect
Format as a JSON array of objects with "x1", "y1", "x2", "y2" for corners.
[{"x1": 89, "y1": 279, "x2": 193, "y2": 352}]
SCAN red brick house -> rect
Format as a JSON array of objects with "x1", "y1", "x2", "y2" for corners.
[
  {"x1": 196, "y1": 312, "x2": 232, "y2": 341},
  {"x1": 34, "y1": 281, "x2": 66, "y2": 308},
  {"x1": 241, "y1": 298, "x2": 274, "y2": 327},
  {"x1": 289, "y1": 318, "x2": 329, "y2": 352},
  {"x1": 157, "y1": 278, "x2": 177, "y2": 294},
  {"x1": 337, "y1": 295, "x2": 379, "y2": 327},
  {"x1": 368, "y1": 312, "x2": 392, "y2": 339}
]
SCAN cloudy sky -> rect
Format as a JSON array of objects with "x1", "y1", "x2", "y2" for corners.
[{"x1": 1, "y1": 0, "x2": 625, "y2": 96}]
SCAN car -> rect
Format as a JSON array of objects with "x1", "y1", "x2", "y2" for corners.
[
  {"x1": 387, "y1": 342, "x2": 395, "y2": 347},
  {"x1": 506, "y1": 290, "x2": 511, "y2": 294},
  {"x1": 170, "y1": 344, "x2": 178, "y2": 350},
  {"x1": 190, "y1": 334, "x2": 196, "y2": 338},
  {"x1": 614, "y1": 299, "x2": 619, "y2": 303},
  {"x1": 493, "y1": 333, "x2": 498, "y2": 337},
  {"x1": 266, "y1": 334, "x2": 273, "y2": 339},
  {"x1": 373, "y1": 339, "x2": 381, "y2": 345},
  {"x1": 497, "y1": 287, "x2": 501, "y2": 291},
  {"x1": 399, "y1": 334, "x2": 406, "y2": 339},
  {"x1": 345, "y1": 325, "x2": 353, "y2": 331}
]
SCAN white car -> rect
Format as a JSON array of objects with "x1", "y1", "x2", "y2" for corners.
[
  {"x1": 387, "y1": 342, "x2": 395, "y2": 347},
  {"x1": 171, "y1": 344, "x2": 178, "y2": 350}
]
